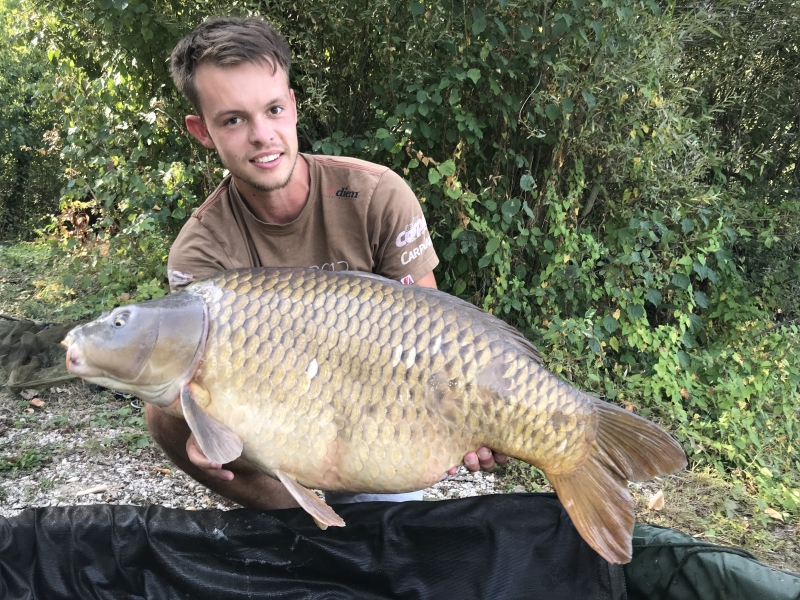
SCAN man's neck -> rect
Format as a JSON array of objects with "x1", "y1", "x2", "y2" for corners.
[{"x1": 234, "y1": 155, "x2": 310, "y2": 225}]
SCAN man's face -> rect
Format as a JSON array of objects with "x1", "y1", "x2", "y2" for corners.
[{"x1": 188, "y1": 61, "x2": 299, "y2": 195}]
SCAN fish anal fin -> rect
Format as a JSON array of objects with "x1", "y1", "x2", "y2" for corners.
[
  {"x1": 548, "y1": 454, "x2": 634, "y2": 565},
  {"x1": 180, "y1": 384, "x2": 243, "y2": 465},
  {"x1": 274, "y1": 469, "x2": 345, "y2": 530}
]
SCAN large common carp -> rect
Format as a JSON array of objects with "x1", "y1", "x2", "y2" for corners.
[{"x1": 63, "y1": 268, "x2": 686, "y2": 564}]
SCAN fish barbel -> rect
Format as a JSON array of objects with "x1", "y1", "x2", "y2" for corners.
[{"x1": 63, "y1": 268, "x2": 686, "y2": 564}]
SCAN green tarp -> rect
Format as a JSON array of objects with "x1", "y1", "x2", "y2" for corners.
[{"x1": 627, "y1": 523, "x2": 800, "y2": 600}]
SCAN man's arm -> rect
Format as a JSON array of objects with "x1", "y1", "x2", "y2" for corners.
[{"x1": 413, "y1": 270, "x2": 438, "y2": 289}]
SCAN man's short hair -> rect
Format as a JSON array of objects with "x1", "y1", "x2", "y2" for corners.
[{"x1": 170, "y1": 16, "x2": 291, "y2": 115}]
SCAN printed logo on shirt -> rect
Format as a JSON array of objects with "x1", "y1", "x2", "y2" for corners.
[
  {"x1": 334, "y1": 187, "x2": 359, "y2": 198},
  {"x1": 401, "y1": 235, "x2": 432, "y2": 265},
  {"x1": 396, "y1": 216, "x2": 429, "y2": 248},
  {"x1": 400, "y1": 274, "x2": 415, "y2": 285}
]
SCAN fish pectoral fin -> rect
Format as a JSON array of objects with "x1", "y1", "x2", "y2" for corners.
[
  {"x1": 180, "y1": 384, "x2": 243, "y2": 465},
  {"x1": 274, "y1": 469, "x2": 345, "y2": 530}
]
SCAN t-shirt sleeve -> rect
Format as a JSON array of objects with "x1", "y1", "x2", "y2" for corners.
[
  {"x1": 369, "y1": 169, "x2": 439, "y2": 284},
  {"x1": 167, "y1": 217, "x2": 233, "y2": 291}
]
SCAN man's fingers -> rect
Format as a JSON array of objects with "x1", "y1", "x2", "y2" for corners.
[
  {"x1": 494, "y1": 452, "x2": 510, "y2": 467},
  {"x1": 186, "y1": 434, "x2": 235, "y2": 481},
  {"x1": 463, "y1": 451, "x2": 480, "y2": 472},
  {"x1": 477, "y1": 447, "x2": 495, "y2": 471}
]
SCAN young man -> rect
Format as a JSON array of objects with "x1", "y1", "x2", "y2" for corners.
[{"x1": 146, "y1": 16, "x2": 507, "y2": 511}]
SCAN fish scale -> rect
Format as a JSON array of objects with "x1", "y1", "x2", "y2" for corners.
[{"x1": 64, "y1": 267, "x2": 687, "y2": 564}]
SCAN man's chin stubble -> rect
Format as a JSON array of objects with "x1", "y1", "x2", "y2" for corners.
[{"x1": 240, "y1": 153, "x2": 298, "y2": 193}]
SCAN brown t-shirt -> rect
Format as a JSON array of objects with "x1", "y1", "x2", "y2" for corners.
[{"x1": 168, "y1": 153, "x2": 439, "y2": 290}]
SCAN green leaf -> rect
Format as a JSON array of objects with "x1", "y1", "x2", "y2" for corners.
[
  {"x1": 603, "y1": 315, "x2": 619, "y2": 333},
  {"x1": 375, "y1": 128, "x2": 390, "y2": 139},
  {"x1": 467, "y1": 68, "x2": 481, "y2": 84},
  {"x1": 545, "y1": 104, "x2": 561, "y2": 121},
  {"x1": 671, "y1": 273, "x2": 690, "y2": 289},
  {"x1": 562, "y1": 97, "x2": 574, "y2": 114},
  {"x1": 453, "y1": 278, "x2": 466, "y2": 296},
  {"x1": 694, "y1": 291, "x2": 709, "y2": 308},
  {"x1": 409, "y1": 2, "x2": 424, "y2": 16},
  {"x1": 519, "y1": 24, "x2": 533, "y2": 40},
  {"x1": 543, "y1": 239, "x2": 554, "y2": 252},
  {"x1": 485, "y1": 237, "x2": 501, "y2": 253},
  {"x1": 472, "y1": 8, "x2": 487, "y2": 34},
  {"x1": 588, "y1": 338, "x2": 601, "y2": 354},
  {"x1": 428, "y1": 169, "x2": 441, "y2": 184},
  {"x1": 582, "y1": 90, "x2": 596, "y2": 110},
  {"x1": 439, "y1": 160, "x2": 457, "y2": 177},
  {"x1": 677, "y1": 350, "x2": 692, "y2": 368},
  {"x1": 646, "y1": 288, "x2": 662, "y2": 306},
  {"x1": 171, "y1": 207, "x2": 186, "y2": 220},
  {"x1": 515, "y1": 264, "x2": 527, "y2": 279},
  {"x1": 627, "y1": 304, "x2": 645, "y2": 320},
  {"x1": 416, "y1": 90, "x2": 427, "y2": 103},
  {"x1": 688, "y1": 314, "x2": 703, "y2": 333},
  {"x1": 81, "y1": 275, "x2": 92, "y2": 289},
  {"x1": 681, "y1": 218, "x2": 695, "y2": 234},
  {"x1": 520, "y1": 174, "x2": 536, "y2": 191},
  {"x1": 478, "y1": 255, "x2": 492, "y2": 268},
  {"x1": 63, "y1": 274, "x2": 74, "y2": 288},
  {"x1": 501, "y1": 198, "x2": 521, "y2": 217}
]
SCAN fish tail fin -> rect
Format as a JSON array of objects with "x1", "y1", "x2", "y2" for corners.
[{"x1": 547, "y1": 400, "x2": 687, "y2": 564}]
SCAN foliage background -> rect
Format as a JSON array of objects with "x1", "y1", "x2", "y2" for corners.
[{"x1": 1, "y1": 0, "x2": 798, "y2": 515}]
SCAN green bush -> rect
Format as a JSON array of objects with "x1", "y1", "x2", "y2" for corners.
[{"x1": 3, "y1": 0, "x2": 797, "y2": 513}]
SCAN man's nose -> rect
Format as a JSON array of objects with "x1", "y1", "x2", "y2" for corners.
[{"x1": 248, "y1": 115, "x2": 275, "y2": 145}]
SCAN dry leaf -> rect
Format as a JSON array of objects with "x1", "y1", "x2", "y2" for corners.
[
  {"x1": 647, "y1": 490, "x2": 665, "y2": 511},
  {"x1": 20, "y1": 389, "x2": 38, "y2": 400},
  {"x1": 119, "y1": 292, "x2": 130, "y2": 301},
  {"x1": 76, "y1": 484, "x2": 108, "y2": 496},
  {"x1": 24, "y1": 408, "x2": 34, "y2": 414},
  {"x1": 29, "y1": 398, "x2": 45, "y2": 408},
  {"x1": 185, "y1": 506, "x2": 197, "y2": 511},
  {"x1": 153, "y1": 467, "x2": 172, "y2": 475},
  {"x1": 765, "y1": 507, "x2": 784, "y2": 522}
]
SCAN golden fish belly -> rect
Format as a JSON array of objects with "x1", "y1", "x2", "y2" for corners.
[{"x1": 190, "y1": 268, "x2": 593, "y2": 493}]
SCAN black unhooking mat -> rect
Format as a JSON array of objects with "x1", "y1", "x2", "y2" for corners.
[{"x1": 0, "y1": 494, "x2": 628, "y2": 600}]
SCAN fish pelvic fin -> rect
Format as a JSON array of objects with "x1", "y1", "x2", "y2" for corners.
[
  {"x1": 274, "y1": 470, "x2": 345, "y2": 530},
  {"x1": 180, "y1": 383, "x2": 243, "y2": 465},
  {"x1": 547, "y1": 400, "x2": 687, "y2": 565}
]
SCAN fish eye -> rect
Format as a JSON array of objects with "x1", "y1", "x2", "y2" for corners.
[{"x1": 113, "y1": 311, "x2": 130, "y2": 328}]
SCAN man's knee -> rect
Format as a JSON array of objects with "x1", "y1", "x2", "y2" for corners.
[{"x1": 145, "y1": 404, "x2": 190, "y2": 456}]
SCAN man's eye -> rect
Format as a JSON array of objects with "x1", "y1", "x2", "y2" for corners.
[
  {"x1": 225, "y1": 117, "x2": 243, "y2": 125},
  {"x1": 270, "y1": 106, "x2": 283, "y2": 115}
]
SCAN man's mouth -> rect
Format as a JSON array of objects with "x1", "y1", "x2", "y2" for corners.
[{"x1": 252, "y1": 153, "x2": 281, "y2": 164}]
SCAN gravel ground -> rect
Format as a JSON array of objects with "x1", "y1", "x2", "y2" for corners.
[{"x1": 0, "y1": 381, "x2": 502, "y2": 518}]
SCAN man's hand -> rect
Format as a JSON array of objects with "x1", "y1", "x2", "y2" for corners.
[
  {"x1": 186, "y1": 433, "x2": 235, "y2": 481},
  {"x1": 449, "y1": 447, "x2": 510, "y2": 475}
]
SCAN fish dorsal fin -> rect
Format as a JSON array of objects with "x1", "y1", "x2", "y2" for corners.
[
  {"x1": 274, "y1": 469, "x2": 345, "y2": 530},
  {"x1": 180, "y1": 383, "x2": 243, "y2": 465}
]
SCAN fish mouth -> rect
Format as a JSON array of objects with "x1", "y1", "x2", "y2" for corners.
[{"x1": 62, "y1": 332, "x2": 101, "y2": 378}]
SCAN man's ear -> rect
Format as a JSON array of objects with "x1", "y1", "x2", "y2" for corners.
[{"x1": 185, "y1": 115, "x2": 215, "y2": 149}]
